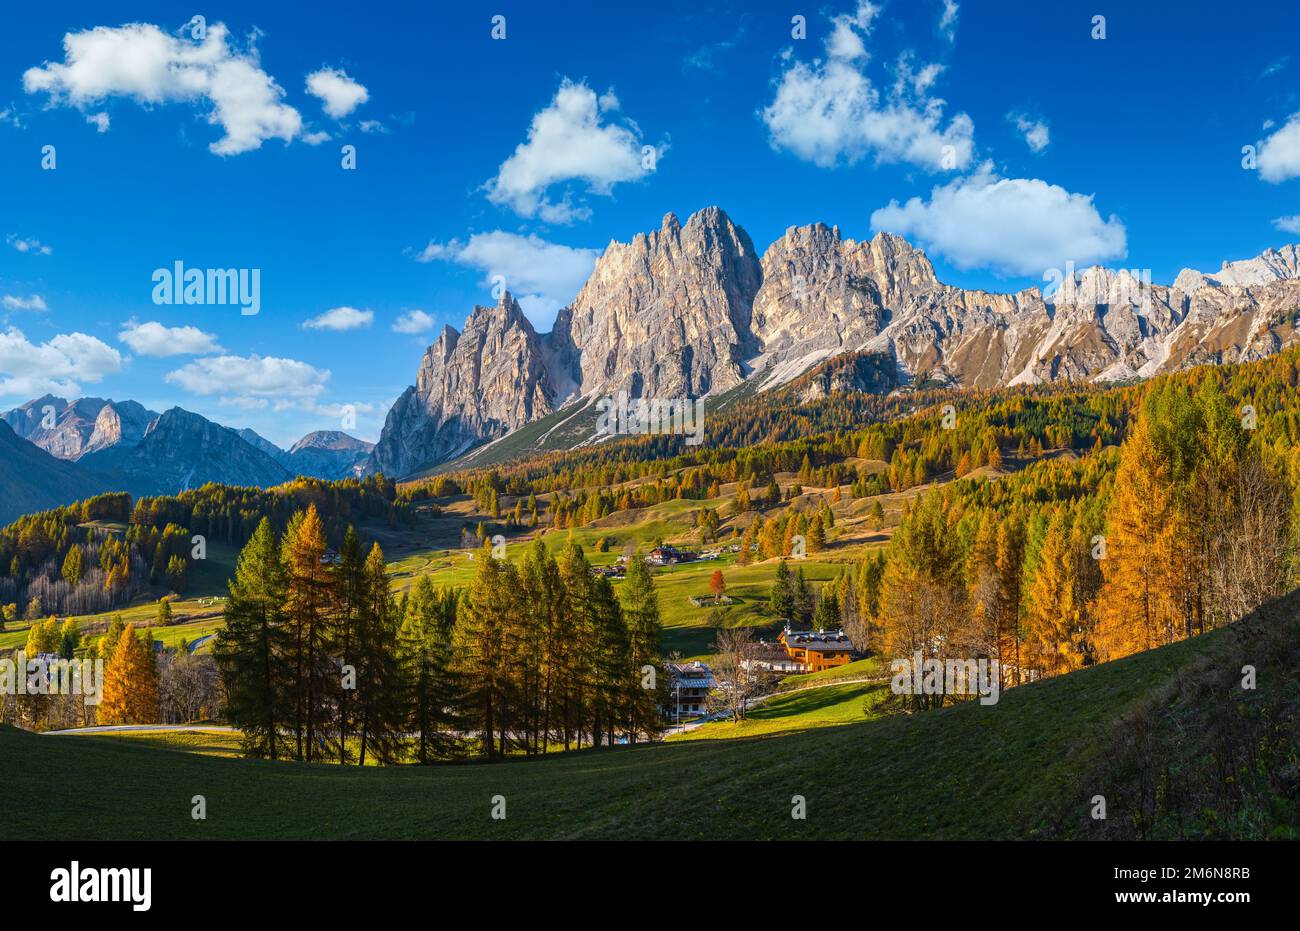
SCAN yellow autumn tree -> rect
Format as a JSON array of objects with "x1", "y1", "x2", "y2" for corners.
[
  {"x1": 1094, "y1": 414, "x2": 1183, "y2": 661},
  {"x1": 1025, "y1": 508, "x2": 1082, "y2": 677},
  {"x1": 98, "y1": 623, "x2": 159, "y2": 725}
]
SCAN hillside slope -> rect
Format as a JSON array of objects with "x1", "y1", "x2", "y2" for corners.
[
  {"x1": 6, "y1": 589, "x2": 1297, "y2": 840},
  {"x1": 0, "y1": 421, "x2": 110, "y2": 525}
]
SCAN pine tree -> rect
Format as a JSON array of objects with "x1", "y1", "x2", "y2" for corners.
[
  {"x1": 61, "y1": 547, "x2": 82, "y2": 587},
  {"x1": 812, "y1": 589, "x2": 841, "y2": 630},
  {"x1": 354, "y1": 543, "x2": 406, "y2": 765},
  {"x1": 808, "y1": 513, "x2": 826, "y2": 552},
  {"x1": 794, "y1": 567, "x2": 813, "y2": 626},
  {"x1": 58, "y1": 617, "x2": 79, "y2": 660},
  {"x1": 621, "y1": 551, "x2": 664, "y2": 743},
  {"x1": 282, "y1": 505, "x2": 337, "y2": 762},
  {"x1": 100, "y1": 615, "x2": 127, "y2": 662},
  {"x1": 454, "y1": 541, "x2": 518, "y2": 757},
  {"x1": 400, "y1": 575, "x2": 462, "y2": 762},
  {"x1": 333, "y1": 527, "x2": 366, "y2": 763},
  {"x1": 769, "y1": 559, "x2": 795, "y2": 620},
  {"x1": 517, "y1": 538, "x2": 565, "y2": 753},
  {"x1": 589, "y1": 574, "x2": 630, "y2": 746},
  {"x1": 213, "y1": 518, "x2": 290, "y2": 759}
]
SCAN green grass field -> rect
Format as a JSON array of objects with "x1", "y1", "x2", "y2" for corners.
[
  {"x1": 672, "y1": 680, "x2": 891, "y2": 741},
  {"x1": 7, "y1": 599, "x2": 1279, "y2": 840}
]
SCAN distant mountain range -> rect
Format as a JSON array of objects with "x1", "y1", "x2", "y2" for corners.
[
  {"x1": 0, "y1": 398, "x2": 373, "y2": 525},
  {"x1": 5, "y1": 206, "x2": 1299, "y2": 515},
  {"x1": 364, "y1": 206, "x2": 1300, "y2": 479}
]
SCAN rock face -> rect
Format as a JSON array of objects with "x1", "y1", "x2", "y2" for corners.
[
  {"x1": 563, "y1": 207, "x2": 763, "y2": 399},
  {"x1": 368, "y1": 294, "x2": 557, "y2": 478},
  {"x1": 80, "y1": 407, "x2": 291, "y2": 498},
  {"x1": 1, "y1": 396, "x2": 160, "y2": 460},
  {"x1": 84, "y1": 400, "x2": 157, "y2": 457},
  {"x1": 366, "y1": 205, "x2": 1300, "y2": 478},
  {"x1": 283, "y1": 431, "x2": 374, "y2": 480},
  {"x1": 1173, "y1": 245, "x2": 1300, "y2": 292}
]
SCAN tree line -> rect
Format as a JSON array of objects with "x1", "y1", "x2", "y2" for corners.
[
  {"x1": 834, "y1": 378, "x2": 1294, "y2": 708},
  {"x1": 213, "y1": 506, "x2": 665, "y2": 763}
]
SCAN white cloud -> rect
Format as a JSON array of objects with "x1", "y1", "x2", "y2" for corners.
[
  {"x1": 7, "y1": 234, "x2": 52, "y2": 255},
  {"x1": 23, "y1": 22, "x2": 303, "y2": 156},
  {"x1": 302, "y1": 306, "x2": 373, "y2": 331},
  {"x1": 939, "y1": 1, "x2": 960, "y2": 42},
  {"x1": 1008, "y1": 111, "x2": 1050, "y2": 153},
  {"x1": 85, "y1": 111, "x2": 110, "y2": 132},
  {"x1": 0, "y1": 327, "x2": 121, "y2": 398},
  {"x1": 305, "y1": 67, "x2": 369, "y2": 119},
  {"x1": 1258, "y1": 114, "x2": 1300, "y2": 183},
  {"x1": 118, "y1": 319, "x2": 221, "y2": 356},
  {"x1": 1273, "y1": 214, "x2": 1300, "y2": 235},
  {"x1": 485, "y1": 79, "x2": 656, "y2": 223},
  {"x1": 761, "y1": 2, "x2": 973, "y2": 171},
  {"x1": 870, "y1": 162, "x2": 1128, "y2": 275},
  {"x1": 2, "y1": 294, "x2": 47, "y2": 312},
  {"x1": 165, "y1": 353, "x2": 330, "y2": 403},
  {"x1": 828, "y1": 2, "x2": 878, "y2": 60},
  {"x1": 392, "y1": 309, "x2": 435, "y2": 334},
  {"x1": 412, "y1": 231, "x2": 598, "y2": 330},
  {"x1": 359, "y1": 119, "x2": 387, "y2": 133},
  {"x1": 0, "y1": 106, "x2": 24, "y2": 128}
]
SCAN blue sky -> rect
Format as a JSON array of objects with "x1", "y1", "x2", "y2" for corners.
[{"x1": 1, "y1": 0, "x2": 1298, "y2": 445}]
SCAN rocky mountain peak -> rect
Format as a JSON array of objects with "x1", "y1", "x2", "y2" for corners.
[
  {"x1": 367, "y1": 209, "x2": 1300, "y2": 478},
  {"x1": 79, "y1": 406, "x2": 291, "y2": 498},
  {"x1": 369, "y1": 290, "x2": 556, "y2": 478},
  {"x1": 1, "y1": 395, "x2": 159, "y2": 461},
  {"x1": 288, "y1": 430, "x2": 373, "y2": 454},
  {"x1": 565, "y1": 204, "x2": 762, "y2": 400},
  {"x1": 84, "y1": 399, "x2": 156, "y2": 457},
  {"x1": 1174, "y1": 243, "x2": 1300, "y2": 293}
]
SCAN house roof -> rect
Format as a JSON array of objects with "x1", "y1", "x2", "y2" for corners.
[{"x1": 782, "y1": 627, "x2": 855, "y2": 652}]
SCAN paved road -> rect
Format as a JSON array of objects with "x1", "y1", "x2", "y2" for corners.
[{"x1": 187, "y1": 634, "x2": 216, "y2": 654}]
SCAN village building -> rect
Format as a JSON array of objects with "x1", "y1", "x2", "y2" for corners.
[
  {"x1": 665, "y1": 661, "x2": 715, "y2": 721},
  {"x1": 647, "y1": 545, "x2": 697, "y2": 566},
  {"x1": 777, "y1": 626, "x2": 856, "y2": 672}
]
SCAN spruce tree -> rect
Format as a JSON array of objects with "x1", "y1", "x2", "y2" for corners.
[
  {"x1": 282, "y1": 505, "x2": 337, "y2": 762},
  {"x1": 453, "y1": 541, "x2": 517, "y2": 757},
  {"x1": 769, "y1": 559, "x2": 795, "y2": 621},
  {"x1": 400, "y1": 575, "x2": 462, "y2": 763},
  {"x1": 333, "y1": 527, "x2": 366, "y2": 763},
  {"x1": 621, "y1": 551, "x2": 664, "y2": 743},
  {"x1": 355, "y1": 543, "x2": 406, "y2": 765},
  {"x1": 213, "y1": 518, "x2": 290, "y2": 759}
]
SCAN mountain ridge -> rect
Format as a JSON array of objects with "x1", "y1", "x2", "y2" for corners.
[{"x1": 364, "y1": 206, "x2": 1300, "y2": 479}]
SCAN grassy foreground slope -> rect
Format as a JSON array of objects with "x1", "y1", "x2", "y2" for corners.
[{"x1": 10, "y1": 590, "x2": 1298, "y2": 840}]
